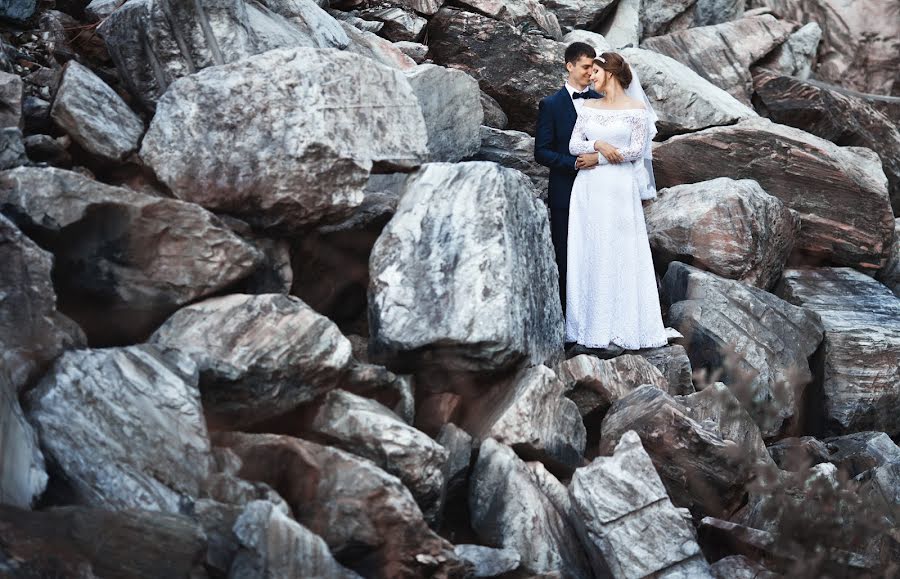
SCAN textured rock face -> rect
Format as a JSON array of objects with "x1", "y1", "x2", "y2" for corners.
[
  {"x1": 541, "y1": 0, "x2": 615, "y2": 31},
  {"x1": 427, "y1": 7, "x2": 566, "y2": 134},
  {"x1": 404, "y1": 64, "x2": 483, "y2": 162},
  {"x1": 778, "y1": 267, "x2": 900, "y2": 437},
  {"x1": 141, "y1": 47, "x2": 427, "y2": 233},
  {"x1": 646, "y1": 178, "x2": 798, "y2": 289},
  {"x1": 641, "y1": 15, "x2": 796, "y2": 105},
  {"x1": 0, "y1": 214, "x2": 85, "y2": 392},
  {"x1": 472, "y1": 365, "x2": 585, "y2": 470},
  {"x1": 600, "y1": 386, "x2": 762, "y2": 518},
  {"x1": 557, "y1": 354, "x2": 669, "y2": 418},
  {"x1": 368, "y1": 162, "x2": 563, "y2": 375},
  {"x1": 756, "y1": 22, "x2": 821, "y2": 80},
  {"x1": 219, "y1": 433, "x2": 466, "y2": 578},
  {"x1": 0, "y1": 370, "x2": 47, "y2": 509},
  {"x1": 0, "y1": 127, "x2": 26, "y2": 170},
  {"x1": 0, "y1": 0, "x2": 37, "y2": 21},
  {"x1": 0, "y1": 71, "x2": 22, "y2": 129},
  {"x1": 151, "y1": 294, "x2": 352, "y2": 428},
  {"x1": 453, "y1": 545, "x2": 520, "y2": 577},
  {"x1": 640, "y1": 0, "x2": 744, "y2": 38},
  {"x1": 653, "y1": 118, "x2": 894, "y2": 272},
  {"x1": 338, "y1": 21, "x2": 417, "y2": 70},
  {"x1": 26, "y1": 345, "x2": 213, "y2": 513},
  {"x1": 469, "y1": 438, "x2": 592, "y2": 578},
  {"x1": 661, "y1": 262, "x2": 824, "y2": 438},
  {"x1": 99, "y1": 0, "x2": 349, "y2": 109},
  {"x1": 471, "y1": 126, "x2": 548, "y2": 194},
  {"x1": 749, "y1": 0, "x2": 900, "y2": 95},
  {"x1": 620, "y1": 47, "x2": 756, "y2": 138},
  {"x1": 599, "y1": 0, "x2": 639, "y2": 48},
  {"x1": 570, "y1": 431, "x2": 713, "y2": 578},
  {"x1": 824, "y1": 431, "x2": 900, "y2": 476},
  {"x1": 456, "y1": 0, "x2": 561, "y2": 38},
  {"x1": 50, "y1": 61, "x2": 144, "y2": 162},
  {"x1": 637, "y1": 345, "x2": 695, "y2": 395},
  {"x1": 357, "y1": 7, "x2": 426, "y2": 42},
  {"x1": 480, "y1": 92, "x2": 508, "y2": 129},
  {"x1": 0, "y1": 167, "x2": 262, "y2": 344},
  {"x1": 229, "y1": 500, "x2": 361, "y2": 579},
  {"x1": 309, "y1": 389, "x2": 448, "y2": 521},
  {"x1": 753, "y1": 70, "x2": 900, "y2": 214},
  {"x1": 877, "y1": 220, "x2": 900, "y2": 297}
]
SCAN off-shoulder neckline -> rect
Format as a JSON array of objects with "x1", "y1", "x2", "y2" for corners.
[{"x1": 579, "y1": 106, "x2": 646, "y2": 113}]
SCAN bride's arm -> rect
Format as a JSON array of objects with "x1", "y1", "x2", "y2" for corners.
[
  {"x1": 568, "y1": 114, "x2": 597, "y2": 156},
  {"x1": 616, "y1": 110, "x2": 649, "y2": 161}
]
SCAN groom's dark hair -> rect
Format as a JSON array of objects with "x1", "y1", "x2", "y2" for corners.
[{"x1": 564, "y1": 42, "x2": 596, "y2": 64}]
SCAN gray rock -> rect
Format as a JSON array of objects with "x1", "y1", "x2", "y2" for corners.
[
  {"x1": 0, "y1": 71, "x2": 22, "y2": 129},
  {"x1": 309, "y1": 389, "x2": 448, "y2": 522},
  {"x1": 598, "y1": 0, "x2": 639, "y2": 48},
  {"x1": 22, "y1": 96, "x2": 50, "y2": 134},
  {"x1": 453, "y1": 545, "x2": 520, "y2": 577},
  {"x1": 570, "y1": 431, "x2": 713, "y2": 578},
  {"x1": 472, "y1": 126, "x2": 548, "y2": 194},
  {"x1": 877, "y1": 220, "x2": 900, "y2": 297},
  {"x1": 436, "y1": 422, "x2": 473, "y2": 501},
  {"x1": 562, "y1": 29, "x2": 612, "y2": 52},
  {"x1": 479, "y1": 92, "x2": 508, "y2": 129},
  {"x1": 369, "y1": 162, "x2": 563, "y2": 375},
  {"x1": 541, "y1": 0, "x2": 615, "y2": 31},
  {"x1": 824, "y1": 431, "x2": 900, "y2": 477},
  {"x1": 0, "y1": 167, "x2": 262, "y2": 344},
  {"x1": 26, "y1": 345, "x2": 213, "y2": 513},
  {"x1": 556, "y1": 354, "x2": 669, "y2": 418},
  {"x1": 636, "y1": 345, "x2": 694, "y2": 395},
  {"x1": 0, "y1": 213, "x2": 85, "y2": 393},
  {"x1": 654, "y1": 118, "x2": 894, "y2": 273},
  {"x1": 333, "y1": 0, "x2": 443, "y2": 16},
  {"x1": 85, "y1": 0, "x2": 121, "y2": 20},
  {"x1": 141, "y1": 47, "x2": 427, "y2": 233},
  {"x1": 0, "y1": 0, "x2": 36, "y2": 21},
  {"x1": 219, "y1": 432, "x2": 467, "y2": 578},
  {"x1": 766, "y1": 436, "x2": 830, "y2": 471},
  {"x1": 358, "y1": 6, "x2": 426, "y2": 42},
  {"x1": 469, "y1": 438, "x2": 592, "y2": 578},
  {"x1": 404, "y1": 64, "x2": 483, "y2": 162},
  {"x1": 710, "y1": 555, "x2": 778, "y2": 579},
  {"x1": 22, "y1": 134, "x2": 72, "y2": 167},
  {"x1": 151, "y1": 294, "x2": 352, "y2": 428},
  {"x1": 777, "y1": 267, "x2": 900, "y2": 437},
  {"x1": 458, "y1": 0, "x2": 561, "y2": 38},
  {"x1": 661, "y1": 262, "x2": 824, "y2": 438},
  {"x1": 394, "y1": 40, "x2": 428, "y2": 62},
  {"x1": 50, "y1": 61, "x2": 143, "y2": 162},
  {"x1": 641, "y1": 15, "x2": 796, "y2": 105},
  {"x1": 646, "y1": 178, "x2": 798, "y2": 289},
  {"x1": 0, "y1": 369, "x2": 47, "y2": 509},
  {"x1": 256, "y1": 0, "x2": 350, "y2": 44},
  {"x1": 229, "y1": 500, "x2": 361, "y2": 579},
  {"x1": 100, "y1": 0, "x2": 349, "y2": 109},
  {"x1": 622, "y1": 47, "x2": 757, "y2": 138},
  {"x1": 756, "y1": 21, "x2": 821, "y2": 80},
  {"x1": 0, "y1": 127, "x2": 27, "y2": 170},
  {"x1": 339, "y1": 21, "x2": 417, "y2": 70},
  {"x1": 638, "y1": 0, "x2": 694, "y2": 37}
]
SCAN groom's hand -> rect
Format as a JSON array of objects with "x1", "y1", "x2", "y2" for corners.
[{"x1": 575, "y1": 153, "x2": 600, "y2": 169}]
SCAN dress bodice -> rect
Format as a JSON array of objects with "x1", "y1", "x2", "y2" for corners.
[{"x1": 568, "y1": 108, "x2": 649, "y2": 162}]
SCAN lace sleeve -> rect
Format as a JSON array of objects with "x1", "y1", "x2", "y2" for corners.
[
  {"x1": 568, "y1": 114, "x2": 596, "y2": 156},
  {"x1": 618, "y1": 110, "x2": 649, "y2": 161}
]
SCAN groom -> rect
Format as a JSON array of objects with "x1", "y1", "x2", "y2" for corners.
[{"x1": 534, "y1": 42, "x2": 603, "y2": 318}]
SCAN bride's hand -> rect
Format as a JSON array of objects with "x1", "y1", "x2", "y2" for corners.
[{"x1": 594, "y1": 141, "x2": 623, "y2": 164}]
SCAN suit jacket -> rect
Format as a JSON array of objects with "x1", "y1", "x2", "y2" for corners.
[{"x1": 534, "y1": 85, "x2": 601, "y2": 209}]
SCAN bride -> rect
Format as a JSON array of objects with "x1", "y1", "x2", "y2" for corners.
[{"x1": 565, "y1": 52, "x2": 668, "y2": 351}]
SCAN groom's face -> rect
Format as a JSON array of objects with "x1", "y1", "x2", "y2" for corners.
[{"x1": 566, "y1": 55, "x2": 594, "y2": 89}]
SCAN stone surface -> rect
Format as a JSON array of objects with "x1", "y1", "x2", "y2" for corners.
[
  {"x1": 309, "y1": 389, "x2": 448, "y2": 522},
  {"x1": 557, "y1": 354, "x2": 669, "y2": 418},
  {"x1": 877, "y1": 220, "x2": 900, "y2": 297},
  {"x1": 427, "y1": 7, "x2": 566, "y2": 133},
  {"x1": 332, "y1": 0, "x2": 442, "y2": 16},
  {"x1": 824, "y1": 431, "x2": 900, "y2": 477},
  {"x1": 0, "y1": 71, "x2": 22, "y2": 129},
  {"x1": 339, "y1": 21, "x2": 417, "y2": 70},
  {"x1": 662, "y1": 262, "x2": 824, "y2": 438},
  {"x1": 86, "y1": 0, "x2": 120, "y2": 20},
  {"x1": 641, "y1": 15, "x2": 796, "y2": 105},
  {"x1": 479, "y1": 91, "x2": 508, "y2": 129},
  {"x1": 570, "y1": 431, "x2": 713, "y2": 578},
  {"x1": 0, "y1": 167, "x2": 262, "y2": 344},
  {"x1": 0, "y1": 127, "x2": 27, "y2": 170},
  {"x1": 151, "y1": 294, "x2": 352, "y2": 428},
  {"x1": 394, "y1": 40, "x2": 428, "y2": 62},
  {"x1": 710, "y1": 555, "x2": 778, "y2": 579},
  {"x1": 437, "y1": 422, "x2": 473, "y2": 504},
  {"x1": 453, "y1": 545, "x2": 520, "y2": 577},
  {"x1": 766, "y1": 436, "x2": 830, "y2": 471},
  {"x1": 23, "y1": 134, "x2": 72, "y2": 167},
  {"x1": 562, "y1": 29, "x2": 611, "y2": 53},
  {"x1": 26, "y1": 345, "x2": 213, "y2": 512},
  {"x1": 100, "y1": 0, "x2": 349, "y2": 109},
  {"x1": 369, "y1": 162, "x2": 562, "y2": 375},
  {"x1": 219, "y1": 433, "x2": 466, "y2": 578},
  {"x1": 0, "y1": 0, "x2": 37, "y2": 21},
  {"x1": 469, "y1": 438, "x2": 592, "y2": 578},
  {"x1": 753, "y1": 70, "x2": 900, "y2": 214},
  {"x1": 756, "y1": 22, "x2": 821, "y2": 80},
  {"x1": 404, "y1": 64, "x2": 483, "y2": 162},
  {"x1": 0, "y1": 213, "x2": 85, "y2": 392},
  {"x1": 358, "y1": 6, "x2": 425, "y2": 42},
  {"x1": 598, "y1": 0, "x2": 639, "y2": 48},
  {"x1": 777, "y1": 267, "x2": 900, "y2": 436},
  {"x1": 50, "y1": 61, "x2": 144, "y2": 162},
  {"x1": 457, "y1": 0, "x2": 561, "y2": 38},
  {"x1": 646, "y1": 178, "x2": 798, "y2": 289},
  {"x1": 229, "y1": 500, "x2": 361, "y2": 578},
  {"x1": 471, "y1": 126, "x2": 547, "y2": 194},
  {"x1": 142, "y1": 48, "x2": 426, "y2": 233},
  {"x1": 653, "y1": 118, "x2": 894, "y2": 272},
  {"x1": 0, "y1": 370, "x2": 47, "y2": 509},
  {"x1": 636, "y1": 344, "x2": 694, "y2": 395},
  {"x1": 620, "y1": 47, "x2": 757, "y2": 138}
]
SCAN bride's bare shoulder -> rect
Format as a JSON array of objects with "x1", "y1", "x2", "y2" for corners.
[{"x1": 624, "y1": 96, "x2": 646, "y2": 109}]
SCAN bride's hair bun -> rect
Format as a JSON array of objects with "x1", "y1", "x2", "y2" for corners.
[{"x1": 595, "y1": 52, "x2": 632, "y2": 89}]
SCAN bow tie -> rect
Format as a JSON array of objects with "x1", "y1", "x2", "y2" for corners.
[{"x1": 572, "y1": 91, "x2": 594, "y2": 100}]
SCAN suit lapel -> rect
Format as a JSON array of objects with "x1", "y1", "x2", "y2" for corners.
[{"x1": 557, "y1": 86, "x2": 576, "y2": 128}]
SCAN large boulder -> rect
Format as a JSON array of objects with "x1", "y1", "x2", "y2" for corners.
[
  {"x1": 640, "y1": 0, "x2": 745, "y2": 38},
  {"x1": 0, "y1": 71, "x2": 22, "y2": 129},
  {"x1": 338, "y1": 21, "x2": 417, "y2": 70},
  {"x1": 653, "y1": 118, "x2": 894, "y2": 273},
  {"x1": 368, "y1": 162, "x2": 562, "y2": 376},
  {"x1": 661, "y1": 262, "x2": 824, "y2": 438},
  {"x1": 570, "y1": 431, "x2": 713, "y2": 578},
  {"x1": 556, "y1": 353, "x2": 669, "y2": 419},
  {"x1": 753, "y1": 70, "x2": 900, "y2": 214},
  {"x1": 456, "y1": 0, "x2": 561, "y2": 38},
  {"x1": 99, "y1": 0, "x2": 349, "y2": 109},
  {"x1": 26, "y1": 345, "x2": 213, "y2": 513},
  {"x1": 0, "y1": 0, "x2": 37, "y2": 21},
  {"x1": 150, "y1": 294, "x2": 352, "y2": 428},
  {"x1": 755, "y1": 22, "x2": 821, "y2": 80},
  {"x1": 427, "y1": 7, "x2": 565, "y2": 134},
  {"x1": 218, "y1": 432, "x2": 467, "y2": 578},
  {"x1": 0, "y1": 167, "x2": 262, "y2": 344},
  {"x1": 469, "y1": 438, "x2": 592, "y2": 578},
  {"x1": 620, "y1": 47, "x2": 757, "y2": 138},
  {"x1": 0, "y1": 370, "x2": 47, "y2": 509},
  {"x1": 641, "y1": 14, "x2": 796, "y2": 105},
  {"x1": 540, "y1": 0, "x2": 615, "y2": 32},
  {"x1": 598, "y1": 0, "x2": 639, "y2": 48},
  {"x1": 777, "y1": 267, "x2": 900, "y2": 437},
  {"x1": 645, "y1": 177, "x2": 798, "y2": 289},
  {"x1": 471, "y1": 126, "x2": 548, "y2": 195},
  {"x1": 141, "y1": 47, "x2": 427, "y2": 233},
  {"x1": 877, "y1": 219, "x2": 900, "y2": 297}
]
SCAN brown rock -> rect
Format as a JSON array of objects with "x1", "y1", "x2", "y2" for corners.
[{"x1": 556, "y1": 353, "x2": 669, "y2": 418}]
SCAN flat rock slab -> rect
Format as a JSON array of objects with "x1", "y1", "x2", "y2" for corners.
[
  {"x1": 0, "y1": 370, "x2": 47, "y2": 509},
  {"x1": 472, "y1": 126, "x2": 548, "y2": 195},
  {"x1": 777, "y1": 267, "x2": 900, "y2": 437}
]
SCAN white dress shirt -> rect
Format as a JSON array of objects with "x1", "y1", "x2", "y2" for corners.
[{"x1": 565, "y1": 82, "x2": 592, "y2": 112}]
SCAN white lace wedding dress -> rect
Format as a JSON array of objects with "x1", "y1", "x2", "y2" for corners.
[{"x1": 566, "y1": 107, "x2": 668, "y2": 349}]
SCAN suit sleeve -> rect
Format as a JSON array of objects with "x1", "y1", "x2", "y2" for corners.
[{"x1": 534, "y1": 98, "x2": 579, "y2": 171}]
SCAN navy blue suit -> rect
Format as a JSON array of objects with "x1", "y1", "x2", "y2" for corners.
[{"x1": 534, "y1": 85, "x2": 600, "y2": 315}]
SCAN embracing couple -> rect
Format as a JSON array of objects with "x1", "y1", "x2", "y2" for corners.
[{"x1": 535, "y1": 42, "x2": 667, "y2": 353}]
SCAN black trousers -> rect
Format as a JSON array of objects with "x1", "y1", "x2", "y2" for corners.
[{"x1": 549, "y1": 206, "x2": 569, "y2": 317}]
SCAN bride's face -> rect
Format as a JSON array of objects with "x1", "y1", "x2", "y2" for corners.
[{"x1": 590, "y1": 65, "x2": 609, "y2": 92}]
